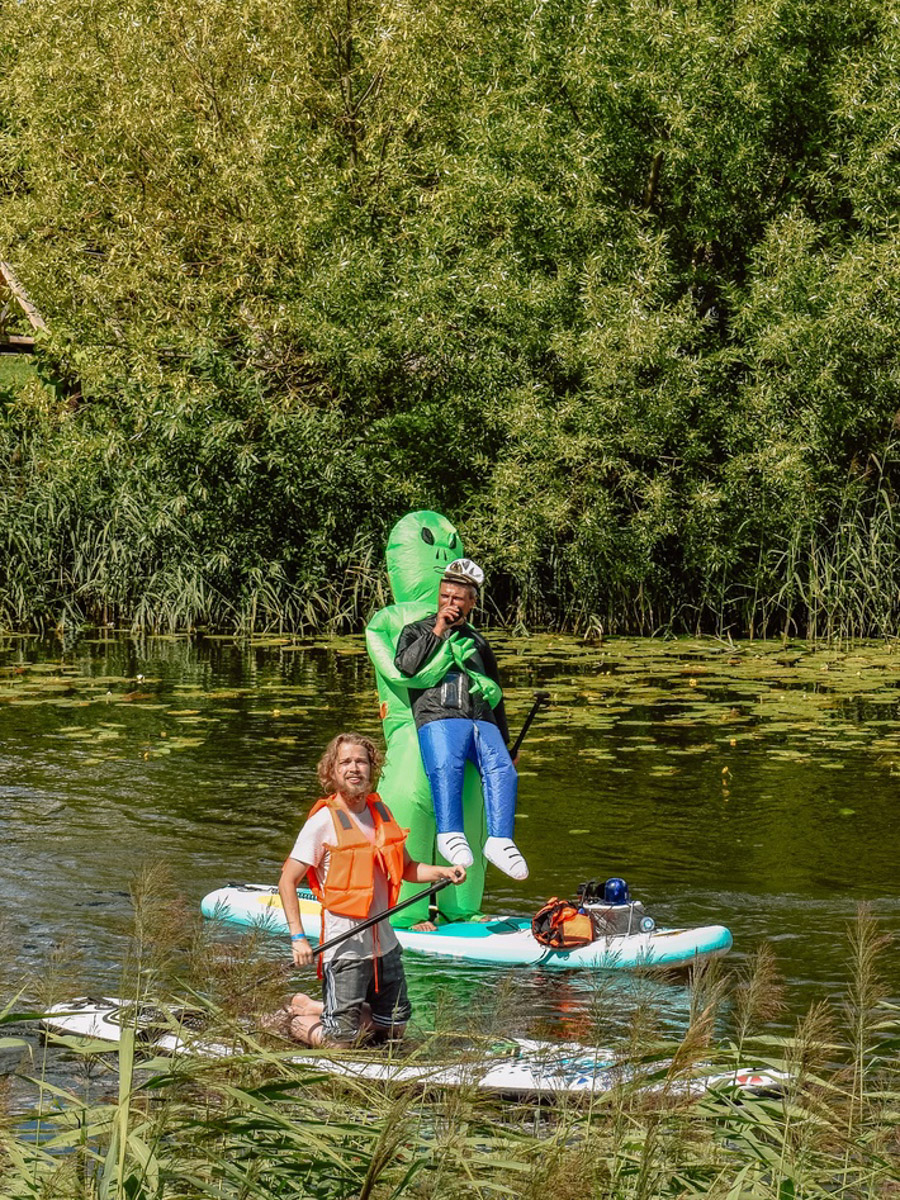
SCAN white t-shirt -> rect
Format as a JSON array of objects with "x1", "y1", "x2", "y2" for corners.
[{"x1": 289, "y1": 804, "x2": 401, "y2": 963}]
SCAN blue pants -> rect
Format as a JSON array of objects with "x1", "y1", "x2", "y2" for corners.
[{"x1": 418, "y1": 719, "x2": 517, "y2": 840}]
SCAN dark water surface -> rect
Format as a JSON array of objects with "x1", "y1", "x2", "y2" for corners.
[{"x1": 3, "y1": 630, "x2": 900, "y2": 1041}]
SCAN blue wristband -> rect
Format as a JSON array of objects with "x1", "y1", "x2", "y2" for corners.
[{"x1": 291, "y1": 932, "x2": 307, "y2": 942}]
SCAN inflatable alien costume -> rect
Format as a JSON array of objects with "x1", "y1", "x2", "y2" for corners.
[{"x1": 366, "y1": 512, "x2": 492, "y2": 926}]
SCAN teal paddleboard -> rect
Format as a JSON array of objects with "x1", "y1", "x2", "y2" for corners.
[{"x1": 201, "y1": 884, "x2": 733, "y2": 970}]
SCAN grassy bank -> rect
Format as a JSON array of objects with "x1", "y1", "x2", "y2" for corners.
[{"x1": 0, "y1": 358, "x2": 38, "y2": 390}]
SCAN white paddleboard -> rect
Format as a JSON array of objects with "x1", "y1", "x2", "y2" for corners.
[
  {"x1": 201, "y1": 884, "x2": 733, "y2": 970},
  {"x1": 40, "y1": 997, "x2": 786, "y2": 1098}
]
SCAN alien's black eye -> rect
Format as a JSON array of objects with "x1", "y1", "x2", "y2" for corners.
[
  {"x1": 420, "y1": 527, "x2": 435, "y2": 545},
  {"x1": 449, "y1": 534, "x2": 457, "y2": 549}
]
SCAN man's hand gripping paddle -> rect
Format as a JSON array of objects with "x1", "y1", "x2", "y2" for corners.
[
  {"x1": 510, "y1": 690, "x2": 551, "y2": 760},
  {"x1": 311, "y1": 878, "x2": 453, "y2": 958},
  {"x1": 237, "y1": 879, "x2": 456, "y2": 996}
]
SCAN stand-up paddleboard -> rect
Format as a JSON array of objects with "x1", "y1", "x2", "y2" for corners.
[
  {"x1": 40, "y1": 997, "x2": 785, "y2": 1099},
  {"x1": 200, "y1": 884, "x2": 733, "y2": 970}
]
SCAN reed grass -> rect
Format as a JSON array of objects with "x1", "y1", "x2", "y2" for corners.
[
  {"x1": 3, "y1": 422, "x2": 900, "y2": 639},
  {"x1": 2, "y1": 891, "x2": 900, "y2": 1199}
]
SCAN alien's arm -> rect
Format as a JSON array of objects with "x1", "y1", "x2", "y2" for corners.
[
  {"x1": 395, "y1": 622, "x2": 442, "y2": 675},
  {"x1": 366, "y1": 613, "x2": 455, "y2": 687},
  {"x1": 394, "y1": 621, "x2": 461, "y2": 683}
]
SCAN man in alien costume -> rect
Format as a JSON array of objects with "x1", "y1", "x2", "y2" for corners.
[{"x1": 366, "y1": 511, "x2": 522, "y2": 928}]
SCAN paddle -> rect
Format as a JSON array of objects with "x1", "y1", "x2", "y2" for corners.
[
  {"x1": 310, "y1": 878, "x2": 453, "y2": 958},
  {"x1": 510, "y1": 689, "x2": 551, "y2": 759},
  {"x1": 237, "y1": 879, "x2": 456, "y2": 996}
]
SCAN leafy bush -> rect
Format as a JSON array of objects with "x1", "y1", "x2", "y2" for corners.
[{"x1": 1, "y1": 0, "x2": 898, "y2": 634}]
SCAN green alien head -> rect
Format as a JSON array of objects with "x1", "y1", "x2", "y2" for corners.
[{"x1": 386, "y1": 511, "x2": 464, "y2": 605}]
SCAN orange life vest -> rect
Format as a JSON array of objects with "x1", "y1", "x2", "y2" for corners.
[
  {"x1": 305, "y1": 793, "x2": 407, "y2": 920},
  {"x1": 531, "y1": 898, "x2": 595, "y2": 950}
]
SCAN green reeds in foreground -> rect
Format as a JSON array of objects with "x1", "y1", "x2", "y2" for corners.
[{"x1": 2, "y1": 903, "x2": 900, "y2": 1199}]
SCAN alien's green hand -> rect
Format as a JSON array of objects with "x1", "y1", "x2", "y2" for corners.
[
  {"x1": 466, "y1": 672, "x2": 502, "y2": 709},
  {"x1": 449, "y1": 634, "x2": 476, "y2": 667}
]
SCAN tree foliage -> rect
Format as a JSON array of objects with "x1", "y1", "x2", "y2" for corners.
[{"x1": 0, "y1": 0, "x2": 898, "y2": 634}]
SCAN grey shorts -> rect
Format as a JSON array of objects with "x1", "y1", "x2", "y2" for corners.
[{"x1": 320, "y1": 946, "x2": 412, "y2": 1044}]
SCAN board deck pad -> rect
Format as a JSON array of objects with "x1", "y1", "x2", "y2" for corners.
[{"x1": 201, "y1": 884, "x2": 733, "y2": 970}]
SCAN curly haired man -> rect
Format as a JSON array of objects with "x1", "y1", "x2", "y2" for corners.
[{"x1": 278, "y1": 731, "x2": 465, "y2": 1046}]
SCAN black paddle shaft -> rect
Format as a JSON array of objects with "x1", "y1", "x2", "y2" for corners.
[
  {"x1": 510, "y1": 690, "x2": 551, "y2": 759},
  {"x1": 312, "y1": 878, "x2": 452, "y2": 957},
  {"x1": 234, "y1": 880, "x2": 453, "y2": 997}
]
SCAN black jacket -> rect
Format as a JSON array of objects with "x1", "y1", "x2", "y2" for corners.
[{"x1": 394, "y1": 617, "x2": 510, "y2": 743}]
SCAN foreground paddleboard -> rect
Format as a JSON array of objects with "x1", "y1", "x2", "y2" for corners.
[
  {"x1": 40, "y1": 997, "x2": 784, "y2": 1098},
  {"x1": 201, "y1": 884, "x2": 733, "y2": 970}
]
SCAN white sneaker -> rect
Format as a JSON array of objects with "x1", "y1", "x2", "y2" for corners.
[
  {"x1": 483, "y1": 837, "x2": 529, "y2": 880},
  {"x1": 437, "y1": 832, "x2": 474, "y2": 868}
]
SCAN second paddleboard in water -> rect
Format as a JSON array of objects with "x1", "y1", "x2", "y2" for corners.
[{"x1": 40, "y1": 996, "x2": 784, "y2": 1099}]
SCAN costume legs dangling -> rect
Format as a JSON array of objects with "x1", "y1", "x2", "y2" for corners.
[{"x1": 417, "y1": 719, "x2": 528, "y2": 880}]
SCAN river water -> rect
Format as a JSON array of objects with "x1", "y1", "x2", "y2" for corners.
[{"x1": 2, "y1": 630, "x2": 899, "y2": 1042}]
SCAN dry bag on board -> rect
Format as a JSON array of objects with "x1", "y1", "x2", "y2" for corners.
[{"x1": 531, "y1": 898, "x2": 595, "y2": 950}]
